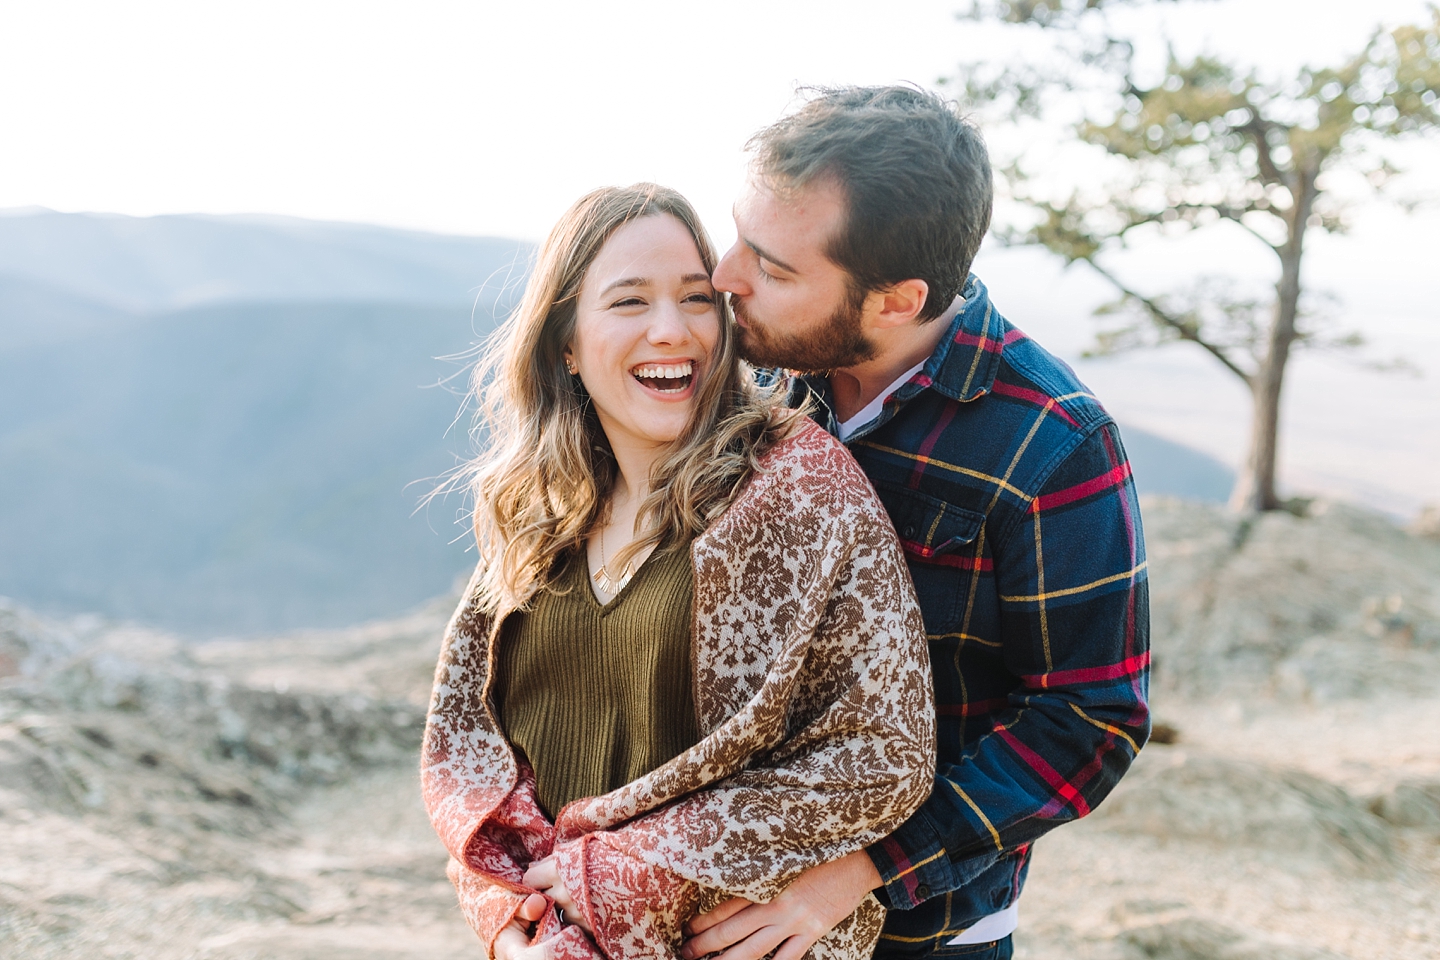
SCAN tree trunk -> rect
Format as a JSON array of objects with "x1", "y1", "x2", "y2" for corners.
[
  {"x1": 1230, "y1": 342, "x2": 1285, "y2": 513},
  {"x1": 1229, "y1": 167, "x2": 1317, "y2": 513}
]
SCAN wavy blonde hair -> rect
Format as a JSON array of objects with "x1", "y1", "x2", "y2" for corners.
[{"x1": 466, "y1": 184, "x2": 796, "y2": 612}]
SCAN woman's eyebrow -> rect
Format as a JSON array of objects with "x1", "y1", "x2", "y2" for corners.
[
  {"x1": 601, "y1": 273, "x2": 711, "y2": 296},
  {"x1": 599, "y1": 277, "x2": 649, "y2": 296}
]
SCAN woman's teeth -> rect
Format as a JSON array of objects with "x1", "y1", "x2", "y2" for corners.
[
  {"x1": 633, "y1": 362, "x2": 692, "y2": 379},
  {"x1": 633, "y1": 362, "x2": 694, "y2": 392}
]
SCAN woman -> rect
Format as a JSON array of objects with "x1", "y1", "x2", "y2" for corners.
[{"x1": 421, "y1": 184, "x2": 934, "y2": 960}]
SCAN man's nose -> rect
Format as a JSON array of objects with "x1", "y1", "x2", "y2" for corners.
[{"x1": 713, "y1": 242, "x2": 747, "y2": 296}]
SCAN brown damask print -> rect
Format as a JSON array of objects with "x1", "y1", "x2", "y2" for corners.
[{"x1": 421, "y1": 420, "x2": 936, "y2": 960}]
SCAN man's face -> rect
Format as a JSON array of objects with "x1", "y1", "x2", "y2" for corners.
[{"x1": 713, "y1": 175, "x2": 875, "y2": 371}]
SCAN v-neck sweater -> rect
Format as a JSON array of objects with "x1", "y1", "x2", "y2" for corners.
[{"x1": 493, "y1": 543, "x2": 700, "y2": 819}]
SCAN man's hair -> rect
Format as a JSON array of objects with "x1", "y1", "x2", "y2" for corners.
[{"x1": 748, "y1": 85, "x2": 993, "y2": 322}]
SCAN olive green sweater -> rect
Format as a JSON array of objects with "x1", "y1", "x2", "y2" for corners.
[{"x1": 494, "y1": 545, "x2": 700, "y2": 818}]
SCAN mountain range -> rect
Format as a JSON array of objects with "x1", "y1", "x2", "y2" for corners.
[{"x1": 0, "y1": 209, "x2": 1231, "y2": 634}]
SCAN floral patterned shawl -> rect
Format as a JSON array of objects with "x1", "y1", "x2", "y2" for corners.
[{"x1": 421, "y1": 421, "x2": 935, "y2": 960}]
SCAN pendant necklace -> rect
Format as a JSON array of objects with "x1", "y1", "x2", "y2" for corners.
[{"x1": 593, "y1": 524, "x2": 635, "y2": 596}]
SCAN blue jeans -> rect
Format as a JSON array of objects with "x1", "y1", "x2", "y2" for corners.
[{"x1": 925, "y1": 934, "x2": 1013, "y2": 960}]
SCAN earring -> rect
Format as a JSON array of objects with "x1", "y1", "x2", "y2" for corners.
[{"x1": 565, "y1": 359, "x2": 578, "y2": 375}]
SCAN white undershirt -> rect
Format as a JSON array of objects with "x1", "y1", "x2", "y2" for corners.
[
  {"x1": 835, "y1": 361, "x2": 926, "y2": 441},
  {"x1": 947, "y1": 901, "x2": 1019, "y2": 945},
  {"x1": 840, "y1": 359, "x2": 1019, "y2": 946}
]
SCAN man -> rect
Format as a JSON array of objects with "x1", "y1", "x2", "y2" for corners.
[{"x1": 682, "y1": 86, "x2": 1150, "y2": 960}]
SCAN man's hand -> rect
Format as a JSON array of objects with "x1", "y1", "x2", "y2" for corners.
[
  {"x1": 679, "y1": 850, "x2": 882, "y2": 960},
  {"x1": 493, "y1": 893, "x2": 549, "y2": 960},
  {"x1": 523, "y1": 857, "x2": 592, "y2": 934}
]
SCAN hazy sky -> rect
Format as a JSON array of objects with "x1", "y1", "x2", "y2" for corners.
[
  {"x1": 3, "y1": 0, "x2": 1437, "y2": 513},
  {"x1": 2, "y1": 0, "x2": 1435, "y2": 241}
]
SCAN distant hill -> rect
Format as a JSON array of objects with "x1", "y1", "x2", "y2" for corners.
[
  {"x1": 0, "y1": 274, "x2": 137, "y2": 352},
  {"x1": 0, "y1": 209, "x2": 1233, "y2": 635},
  {"x1": 0, "y1": 209, "x2": 528, "y2": 312},
  {"x1": 0, "y1": 300, "x2": 492, "y2": 634},
  {"x1": 1121, "y1": 425, "x2": 1234, "y2": 504},
  {"x1": 0, "y1": 210, "x2": 526, "y2": 635}
]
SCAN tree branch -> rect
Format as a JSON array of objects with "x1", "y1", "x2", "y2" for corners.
[
  {"x1": 1081, "y1": 258, "x2": 1255, "y2": 383},
  {"x1": 1212, "y1": 205, "x2": 1283, "y2": 252},
  {"x1": 1239, "y1": 116, "x2": 1289, "y2": 188}
]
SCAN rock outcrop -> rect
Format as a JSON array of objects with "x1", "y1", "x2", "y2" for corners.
[{"x1": 2, "y1": 499, "x2": 1438, "y2": 958}]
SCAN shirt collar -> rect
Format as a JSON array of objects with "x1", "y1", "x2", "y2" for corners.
[{"x1": 923, "y1": 274, "x2": 1004, "y2": 404}]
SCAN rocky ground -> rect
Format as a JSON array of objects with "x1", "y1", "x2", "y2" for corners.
[
  {"x1": 0, "y1": 600, "x2": 478, "y2": 959},
  {"x1": 1, "y1": 498, "x2": 1437, "y2": 959}
]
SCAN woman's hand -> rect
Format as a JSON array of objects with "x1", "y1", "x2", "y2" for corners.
[
  {"x1": 493, "y1": 893, "x2": 550, "y2": 960},
  {"x1": 523, "y1": 857, "x2": 593, "y2": 935}
]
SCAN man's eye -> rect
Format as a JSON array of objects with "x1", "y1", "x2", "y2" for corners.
[{"x1": 757, "y1": 265, "x2": 781, "y2": 283}]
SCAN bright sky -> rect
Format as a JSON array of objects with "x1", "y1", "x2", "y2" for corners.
[
  {"x1": 2, "y1": 0, "x2": 1434, "y2": 241},
  {"x1": 2, "y1": 0, "x2": 1437, "y2": 514}
]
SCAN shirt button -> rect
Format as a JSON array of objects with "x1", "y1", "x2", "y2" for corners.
[{"x1": 915, "y1": 883, "x2": 931, "y2": 900}]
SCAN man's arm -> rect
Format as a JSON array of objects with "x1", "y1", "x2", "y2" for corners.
[
  {"x1": 867, "y1": 422, "x2": 1149, "y2": 907},
  {"x1": 683, "y1": 423, "x2": 1150, "y2": 957},
  {"x1": 680, "y1": 851, "x2": 879, "y2": 960}
]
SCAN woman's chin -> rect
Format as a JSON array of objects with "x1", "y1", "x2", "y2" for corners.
[
  {"x1": 636, "y1": 417, "x2": 693, "y2": 447},
  {"x1": 595, "y1": 407, "x2": 693, "y2": 450}
]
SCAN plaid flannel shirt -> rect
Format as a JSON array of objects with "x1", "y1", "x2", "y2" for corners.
[{"x1": 787, "y1": 275, "x2": 1150, "y2": 957}]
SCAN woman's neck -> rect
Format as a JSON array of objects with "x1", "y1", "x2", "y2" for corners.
[
  {"x1": 606, "y1": 440, "x2": 665, "y2": 527},
  {"x1": 607, "y1": 474, "x2": 646, "y2": 538},
  {"x1": 587, "y1": 439, "x2": 665, "y2": 603}
]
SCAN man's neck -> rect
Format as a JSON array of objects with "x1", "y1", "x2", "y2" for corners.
[{"x1": 830, "y1": 295, "x2": 960, "y2": 423}]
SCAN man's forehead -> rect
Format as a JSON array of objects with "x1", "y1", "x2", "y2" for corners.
[
  {"x1": 740, "y1": 171, "x2": 843, "y2": 209},
  {"x1": 735, "y1": 175, "x2": 846, "y2": 260}
]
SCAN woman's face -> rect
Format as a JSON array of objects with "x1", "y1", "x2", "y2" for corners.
[{"x1": 566, "y1": 213, "x2": 721, "y2": 456}]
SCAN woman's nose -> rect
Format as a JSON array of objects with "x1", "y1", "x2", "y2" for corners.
[{"x1": 647, "y1": 302, "x2": 693, "y2": 344}]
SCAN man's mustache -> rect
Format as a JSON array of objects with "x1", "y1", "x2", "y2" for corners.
[{"x1": 729, "y1": 296, "x2": 753, "y2": 327}]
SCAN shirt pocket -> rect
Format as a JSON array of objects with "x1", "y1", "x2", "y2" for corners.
[{"x1": 872, "y1": 481, "x2": 987, "y2": 634}]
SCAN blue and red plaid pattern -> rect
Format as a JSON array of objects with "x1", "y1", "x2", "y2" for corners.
[{"x1": 786, "y1": 275, "x2": 1150, "y2": 957}]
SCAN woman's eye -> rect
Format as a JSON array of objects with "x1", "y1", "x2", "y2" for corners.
[
  {"x1": 610, "y1": 296, "x2": 645, "y2": 308},
  {"x1": 684, "y1": 292, "x2": 716, "y2": 304}
]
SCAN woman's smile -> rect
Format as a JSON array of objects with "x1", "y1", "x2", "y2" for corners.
[
  {"x1": 630, "y1": 360, "x2": 695, "y2": 395},
  {"x1": 566, "y1": 213, "x2": 721, "y2": 453}
]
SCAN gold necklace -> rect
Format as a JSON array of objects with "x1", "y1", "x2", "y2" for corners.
[{"x1": 593, "y1": 523, "x2": 635, "y2": 596}]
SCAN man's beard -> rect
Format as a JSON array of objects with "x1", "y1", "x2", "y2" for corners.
[{"x1": 734, "y1": 283, "x2": 876, "y2": 372}]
